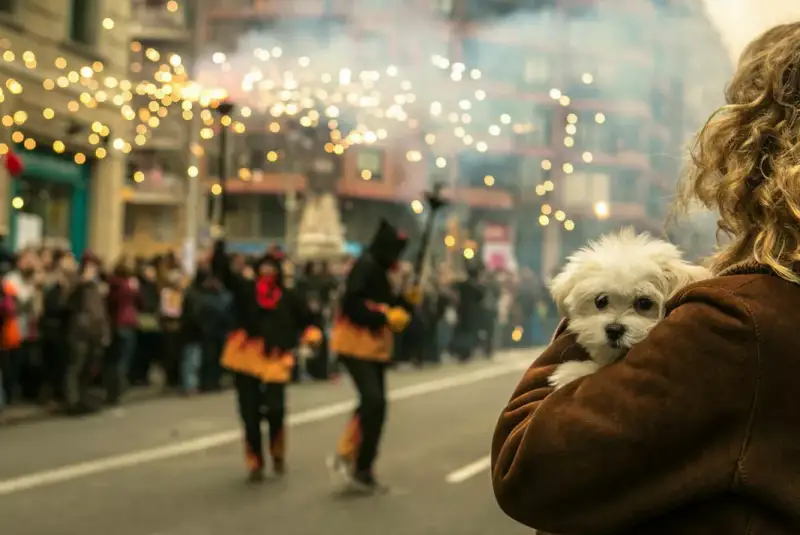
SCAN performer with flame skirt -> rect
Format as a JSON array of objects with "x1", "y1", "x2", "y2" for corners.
[
  {"x1": 212, "y1": 241, "x2": 323, "y2": 482},
  {"x1": 327, "y1": 220, "x2": 418, "y2": 493}
]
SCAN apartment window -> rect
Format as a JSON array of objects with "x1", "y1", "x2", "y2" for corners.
[
  {"x1": 563, "y1": 172, "x2": 609, "y2": 206},
  {"x1": 457, "y1": 152, "x2": 518, "y2": 189},
  {"x1": 430, "y1": 0, "x2": 453, "y2": 16},
  {"x1": 356, "y1": 148, "x2": 384, "y2": 180},
  {"x1": 462, "y1": 39, "x2": 519, "y2": 86},
  {"x1": 514, "y1": 106, "x2": 552, "y2": 148},
  {"x1": 575, "y1": 113, "x2": 602, "y2": 152},
  {"x1": 612, "y1": 170, "x2": 639, "y2": 203},
  {"x1": 70, "y1": 0, "x2": 97, "y2": 45},
  {"x1": 522, "y1": 56, "x2": 551, "y2": 90},
  {"x1": 610, "y1": 117, "x2": 643, "y2": 153},
  {"x1": 518, "y1": 156, "x2": 550, "y2": 190}
]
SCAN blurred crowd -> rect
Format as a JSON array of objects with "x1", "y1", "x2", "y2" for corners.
[{"x1": 0, "y1": 245, "x2": 557, "y2": 419}]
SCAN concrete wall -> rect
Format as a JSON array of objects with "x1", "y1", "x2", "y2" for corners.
[{"x1": 0, "y1": 0, "x2": 131, "y2": 260}]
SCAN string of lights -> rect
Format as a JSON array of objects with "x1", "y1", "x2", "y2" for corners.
[{"x1": 0, "y1": 3, "x2": 613, "y2": 238}]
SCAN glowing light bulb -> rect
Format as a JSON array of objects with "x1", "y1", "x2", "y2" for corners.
[{"x1": 594, "y1": 201, "x2": 610, "y2": 219}]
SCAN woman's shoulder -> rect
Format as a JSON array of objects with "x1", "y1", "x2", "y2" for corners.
[{"x1": 669, "y1": 271, "x2": 800, "y2": 319}]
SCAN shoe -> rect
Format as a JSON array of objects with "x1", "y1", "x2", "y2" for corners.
[
  {"x1": 326, "y1": 453, "x2": 351, "y2": 484},
  {"x1": 247, "y1": 469, "x2": 265, "y2": 483},
  {"x1": 273, "y1": 458, "x2": 286, "y2": 477},
  {"x1": 347, "y1": 470, "x2": 389, "y2": 495}
]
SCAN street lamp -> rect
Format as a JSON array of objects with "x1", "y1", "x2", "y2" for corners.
[{"x1": 211, "y1": 100, "x2": 234, "y2": 231}]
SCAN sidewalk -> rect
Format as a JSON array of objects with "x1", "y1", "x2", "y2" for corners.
[{"x1": 0, "y1": 384, "x2": 167, "y2": 427}]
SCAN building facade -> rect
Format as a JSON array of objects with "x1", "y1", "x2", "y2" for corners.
[
  {"x1": 191, "y1": 0, "x2": 730, "y2": 272},
  {"x1": 123, "y1": 0, "x2": 201, "y2": 256},
  {"x1": 0, "y1": 0, "x2": 132, "y2": 260}
]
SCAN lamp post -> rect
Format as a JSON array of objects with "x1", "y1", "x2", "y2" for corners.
[{"x1": 211, "y1": 100, "x2": 234, "y2": 232}]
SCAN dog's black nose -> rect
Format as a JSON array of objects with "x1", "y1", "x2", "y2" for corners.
[{"x1": 605, "y1": 323, "x2": 626, "y2": 341}]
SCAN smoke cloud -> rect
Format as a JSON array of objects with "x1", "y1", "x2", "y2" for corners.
[{"x1": 194, "y1": 1, "x2": 731, "y2": 263}]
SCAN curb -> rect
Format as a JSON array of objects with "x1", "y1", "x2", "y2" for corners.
[{"x1": 0, "y1": 386, "x2": 168, "y2": 428}]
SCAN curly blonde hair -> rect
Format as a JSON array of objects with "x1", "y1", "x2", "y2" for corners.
[{"x1": 678, "y1": 22, "x2": 800, "y2": 282}]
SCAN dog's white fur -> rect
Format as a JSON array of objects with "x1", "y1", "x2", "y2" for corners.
[{"x1": 547, "y1": 228, "x2": 710, "y2": 389}]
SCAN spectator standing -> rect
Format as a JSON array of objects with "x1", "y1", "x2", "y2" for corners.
[
  {"x1": 4, "y1": 250, "x2": 43, "y2": 402},
  {"x1": 160, "y1": 269, "x2": 184, "y2": 389},
  {"x1": 64, "y1": 252, "x2": 110, "y2": 414},
  {"x1": 105, "y1": 257, "x2": 142, "y2": 405},
  {"x1": 39, "y1": 251, "x2": 76, "y2": 404},
  {"x1": 130, "y1": 262, "x2": 160, "y2": 386}
]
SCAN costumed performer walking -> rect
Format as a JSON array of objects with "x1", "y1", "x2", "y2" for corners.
[
  {"x1": 327, "y1": 220, "x2": 418, "y2": 493},
  {"x1": 211, "y1": 240, "x2": 323, "y2": 482}
]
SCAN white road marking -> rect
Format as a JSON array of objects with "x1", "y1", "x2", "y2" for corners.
[
  {"x1": 445, "y1": 455, "x2": 492, "y2": 484},
  {"x1": 0, "y1": 357, "x2": 529, "y2": 496}
]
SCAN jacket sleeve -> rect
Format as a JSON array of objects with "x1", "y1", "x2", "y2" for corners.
[
  {"x1": 491, "y1": 285, "x2": 758, "y2": 534},
  {"x1": 288, "y1": 288, "x2": 323, "y2": 331},
  {"x1": 340, "y1": 258, "x2": 388, "y2": 330}
]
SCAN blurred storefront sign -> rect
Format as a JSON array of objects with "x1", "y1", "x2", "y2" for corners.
[{"x1": 482, "y1": 223, "x2": 518, "y2": 272}]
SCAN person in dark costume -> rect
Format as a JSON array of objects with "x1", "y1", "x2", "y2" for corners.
[
  {"x1": 327, "y1": 220, "x2": 417, "y2": 492},
  {"x1": 212, "y1": 241, "x2": 322, "y2": 482},
  {"x1": 449, "y1": 259, "x2": 486, "y2": 362}
]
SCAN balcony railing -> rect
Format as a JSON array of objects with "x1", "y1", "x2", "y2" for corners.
[{"x1": 130, "y1": 1, "x2": 191, "y2": 41}]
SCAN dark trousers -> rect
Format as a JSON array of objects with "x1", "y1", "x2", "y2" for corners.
[
  {"x1": 129, "y1": 330, "x2": 161, "y2": 385},
  {"x1": 341, "y1": 357, "x2": 387, "y2": 474},
  {"x1": 1, "y1": 347, "x2": 22, "y2": 404},
  {"x1": 66, "y1": 339, "x2": 103, "y2": 409},
  {"x1": 199, "y1": 337, "x2": 224, "y2": 391},
  {"x1": 235, "y1": 374, "x2": 286, "y2": 470},
  {"x1": 18, "y1": 341, "x2": 43, "y2": 401},
  {"x1": 104, "y1": 327, "x2": 137, "y2": 404},
  {"x1": 162, "y1": 329, "x2": 183, "y2": 387},
  {"x1": 42, "y1": 336, "x2": 67, "y2": 401}
]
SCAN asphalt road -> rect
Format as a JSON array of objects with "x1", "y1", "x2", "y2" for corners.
[{"x1": 0, "y1": 351, "x2": 538, "y2": 535}]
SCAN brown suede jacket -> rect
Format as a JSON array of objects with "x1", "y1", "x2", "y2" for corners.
[{"x1": 492, "y1": 263, "x2": 800, "y2": 535}]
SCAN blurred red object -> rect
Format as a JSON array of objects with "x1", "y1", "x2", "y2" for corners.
[{"x1": 4, "y1": 150, "x2": 24, "y2": 177}]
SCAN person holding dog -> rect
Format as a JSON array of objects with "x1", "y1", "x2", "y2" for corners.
[{"x1": 492, "y1": 22, "x2": 800, "y2": 535}]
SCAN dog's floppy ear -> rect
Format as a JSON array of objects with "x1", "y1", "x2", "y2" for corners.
[
  {"x1": 548, "y1": 264, "x2": 580, "y2": 316},
  {"x1": 660, "y1": 260, "x2": 711, "y2": 299}
]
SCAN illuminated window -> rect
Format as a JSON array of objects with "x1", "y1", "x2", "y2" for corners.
[{"x1": 356, "y1": 148, "x2": 384, "y2": 181}]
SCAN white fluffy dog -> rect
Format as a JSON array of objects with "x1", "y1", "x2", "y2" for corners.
[{"x1": 547, "y1": 228, "x2": 710, "y2": 389}]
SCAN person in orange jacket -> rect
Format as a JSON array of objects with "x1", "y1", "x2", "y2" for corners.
[
  {"x1": 0, "y1": 277, "x2": 21, "y2": 409},
  {"x1": 328, "y1": 219, "x2": 417, "y2": 493},
  {"x1": 212, "y1": 241, "x2": 323, "y2": 482}
]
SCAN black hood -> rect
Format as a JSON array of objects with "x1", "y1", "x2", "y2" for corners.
[
  {"x1": 368, "y1": 219, "x2": 408, "y2": 268},
  {"x1": 253, "y1": 250, "x2": 285, "y2": 287}
]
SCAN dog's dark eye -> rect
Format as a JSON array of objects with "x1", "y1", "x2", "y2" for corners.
[
  {"x1": 594, "y1": 294, "x2": 609, "y2": 310},
  {"x1": 634, "y1": 297, "x2": 655, "y2": 312}
]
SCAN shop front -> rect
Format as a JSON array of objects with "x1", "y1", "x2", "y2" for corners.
[{"x1": 9, "y1": 147, "x2": 91, "y2": 256}]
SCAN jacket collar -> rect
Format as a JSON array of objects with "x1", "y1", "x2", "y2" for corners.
[{"x1": 718, "y1": 260, "x2": 784, "y2": 277}]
